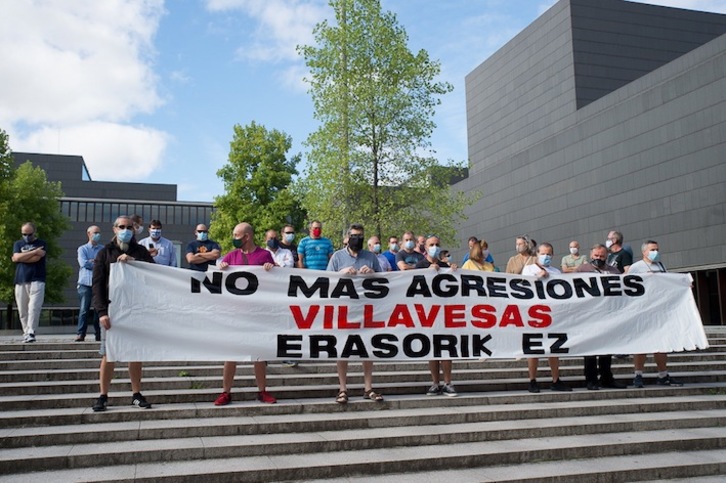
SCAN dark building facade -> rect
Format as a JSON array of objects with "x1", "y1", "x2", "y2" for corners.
[
  {"x1": 455, "y1": 0, "x2": 726, "y2": 324},
  {"x1": 3, "y1": 152, "x2": 214, "y2": 331}
]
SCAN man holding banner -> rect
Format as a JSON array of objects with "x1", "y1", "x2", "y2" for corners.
[
  {"x1": 576, "y1": 244, "x2": 628, "y2": 391},
  {"x1": 628, "y1": 240, "x2": 684, "y2": 388},
  {"x1": 327, "y1": 223, "x2": 384, "y2": 404},
  {"x1": 91, "y1": 216, "x2": 155, "y2": 412},
  {"x1": 214, "y1": 222, "x2": 277, "y2": 405}
]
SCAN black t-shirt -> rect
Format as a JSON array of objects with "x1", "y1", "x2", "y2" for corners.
[
  {"x1": 395, "y1": 250, "x2": 424, "y2": 268},
  {"x1": 415, "y1": 258, "x2": 451, "y2": 269},
  {"x1": 186, "y1": 239, "x2": 222, "y2": 271},
  {"x1": 279, "y1": 242, "x2": 299, "y2": 264},
  {"x1": 607, "y1": 249, "x2": 632, "y2": 273},
  {"x1": 13, "y1": 238, "x2": 47, "y2": 284}
]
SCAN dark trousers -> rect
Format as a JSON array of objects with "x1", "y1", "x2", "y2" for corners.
[
  {"x1": 584, "y1": 355, "x2": 614, "y2": 383},
  {"x1": 77, "y1": 284, "x2": 100, "y2": 337}
]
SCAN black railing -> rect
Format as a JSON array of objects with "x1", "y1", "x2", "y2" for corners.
[{"x1": 0, "y1": 306, "x2": 82, "y2": 331}]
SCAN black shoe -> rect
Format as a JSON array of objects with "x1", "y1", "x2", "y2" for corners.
[
  {"x1": 528, "y1": 379, "x2": 540, "y2": 393},
  {"x1": 657, "y1": 375, "x2": 684, "y2": 387},
  {"x1": 131, "y1": 392, "x2": 152, "y2": 409},
  {"x1": 600, "y1": 379, "x2": 627, "y2": 389},
  {"x1": 92, "y1": 394, "x2": 108, "y2": 412},
  {"x1": 586, "y1": 381, "x2": 600, "y2": 390},
  {"x1": 75, "y1": 335, "x2": 85, "y2": 342},
  {"x1": 550, "y1": 379, "x2": 572, "y2": 392},
  {"x1": 95, "y1": 333, "x2": 101, "y2": 342}
]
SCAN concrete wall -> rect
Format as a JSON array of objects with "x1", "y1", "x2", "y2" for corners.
[{"x1": 456, "y1": 0, "x2": 726, "y2": 271}]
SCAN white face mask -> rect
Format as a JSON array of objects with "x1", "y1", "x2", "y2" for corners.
[
  {"x1": 569, "y1": 247, "x2": 578, "y2": 255},
  {"x1": 135, "y1": 225, "x2": 144, "y2": 236},
  {"x1": 605, "y1": 240, "x2": 614, "y2": 249}
]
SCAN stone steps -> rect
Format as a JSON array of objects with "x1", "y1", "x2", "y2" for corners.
[
  {"x1": 301, "y1": 451, "x2": 726, "y2": 483},
  {"x1": 2, "y1": 429, "x2": 724, "y2": 482},
  {"x1": 0, "y1": 332, "x2": 725, "y2": 481},
  {"x1": 3, "y1": 356, "x2": 726, "y2": 383},
  {"x1": 2, "y1": 372, "x2": 725, "y2": 412}
]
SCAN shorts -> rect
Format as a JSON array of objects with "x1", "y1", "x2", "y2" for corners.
[{"x1": 99, "y1": 325, "x2": 107, "y2": 357}]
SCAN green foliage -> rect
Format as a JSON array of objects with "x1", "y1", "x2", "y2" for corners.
[
  {"x1": 209, "y1": 122, "x2": 305, "y2": 250},
  {"x1": 297, "y1": 0, "x2": 476, "y2": 245},
  {"x1": 0, "y1": 132, "x2": 72, "y2": 303}
]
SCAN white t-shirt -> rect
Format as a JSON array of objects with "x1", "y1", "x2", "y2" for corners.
[
  {"x1": 522, "y1": 264, "x2": 561, "y2": 276},
  {"x1": 266, "y1": 247, "x2": 294, "y2": 268},
  {"x1": 628, "y1": 260, "x2": 666, "y2": 273}
]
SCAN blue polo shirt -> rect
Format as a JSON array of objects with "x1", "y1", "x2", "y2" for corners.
[{"x1": 298, "y1": 236, "x2": 334, "y2": 270}]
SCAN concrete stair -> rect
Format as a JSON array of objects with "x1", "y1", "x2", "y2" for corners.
[{"x1": 0, "y1": 332, "x2": 725, "y2": 482}]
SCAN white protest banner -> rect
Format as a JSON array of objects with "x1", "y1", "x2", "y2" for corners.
[{"x1": 106, "y1": 262, "x2": 708, "y2": 362}]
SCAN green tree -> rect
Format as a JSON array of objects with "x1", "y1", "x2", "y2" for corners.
[
  {"x1": 297, "y1": 0, "x2": 475, "y2": 245},
  {"x1": 210, "y1": 122, "x2": 305, "y2": 250},
  {"x1": 0, "y1": 132, "x2": 72, "y2": 304}
]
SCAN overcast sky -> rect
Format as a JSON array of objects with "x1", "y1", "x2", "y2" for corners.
[{"x1": 2, "y1": 0, "x2": 724, "y2": 201}]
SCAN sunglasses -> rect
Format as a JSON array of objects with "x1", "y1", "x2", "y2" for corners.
[
  {"x1": 197, "y1": 230, "x2": 208, "y2": 233},
  {"x1": 115, "y1": 225, "x2": 133, "y2": 230}
]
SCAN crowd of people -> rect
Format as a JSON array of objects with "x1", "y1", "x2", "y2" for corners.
[{"x1": 9, "y1": 217, "x2": 683, "y2": 412}]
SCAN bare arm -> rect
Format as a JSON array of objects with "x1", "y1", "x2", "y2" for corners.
[
  {"x1": 186, "y1": 249, "x2": 220, "y2": 264},
  {"x1": 12, "y1": 249, "x2": 46, "y2": 263}
]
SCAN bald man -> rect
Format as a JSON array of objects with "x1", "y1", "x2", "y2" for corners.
[
  {"x1": 215, "y1": 223, "x2": 277, "y2": 405},
  {"x1": 76, "y1": 225, "x2": 103, "y2": 342}
]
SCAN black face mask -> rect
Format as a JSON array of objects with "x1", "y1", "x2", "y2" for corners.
[
  {"x1": 266, "y1": 239, "x2": 280, "y2": 250},
  {"x1": 591, "y1": 258, "x2": 606, "y2": 269},
  {"x1": 348, "y1": 235, "x2": 364, "y2": 252}
]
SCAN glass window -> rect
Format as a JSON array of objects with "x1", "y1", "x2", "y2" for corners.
[
  {"x1": 70, "y1": 202, "x2": 78, "y2": 221},
  {"x1": 95, "y1": 203, "x2": 103, "y2": 222},
  {"x1": 157, "y1": 205, "x2": 167, "y2": 223},
  {"x1": 102, "y1": 203, "x2": 111, "y2": 222},
  {"x1": 77, "y1": 202, "x2": 87, "y2": 222}
]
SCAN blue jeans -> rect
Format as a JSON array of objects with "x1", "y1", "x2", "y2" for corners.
[{"x1": 77, "y1": 284, "x2": 100, "y2": 337}]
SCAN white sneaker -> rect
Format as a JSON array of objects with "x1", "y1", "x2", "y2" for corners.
[{"x1": 24, "y1": 333, "x2": 36, "y2": 343}]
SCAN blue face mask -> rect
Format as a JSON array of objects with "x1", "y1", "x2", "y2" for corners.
[
  {"x1": 149, "y1": 229, "x2": 161, "y2": 239},
  {"x1": 372, "y1": 243, "x2": 381, "y2": 254},
  {"x1": 284, "y1": 233, "x2": 295, "y2": 244},
  {"x1": 538, "y1": 254, "x2": 552, "y2": 267},
  {"x1": 197, "y1": 232, "x2": 208, "y2": 242},
  {"x1": 404, "y1": 240, "x2": 415, "y2": 250},
  {"x1": 92, "y1": 233, "x2": 102, "y2": 243},
  {"x1": 647, "y1": 250, "x2": 660, "y2": 262},
  {"x1": 427, "y1": 246, "x2": 441, "y2": 259},
  {"x1": 117, "y1": 229, "x2": 133, "y2": 243}
]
